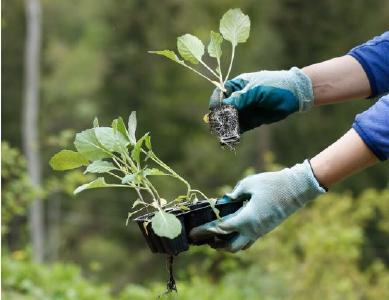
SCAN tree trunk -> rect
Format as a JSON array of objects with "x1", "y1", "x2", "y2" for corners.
[
  {"x1": 48, "y1": 198, "x2": 61, "y2": 262},
  {"x1": 22, "y1": 0, "x2": 44, "y2": 263}
]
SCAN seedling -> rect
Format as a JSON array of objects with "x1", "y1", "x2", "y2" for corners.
[
  {"x1": 49, "y1": 111, "x2": 211, "y2": 240},
  {"x1": 149, "y1": 8, "x2": 251, "y2": 148},
  {"x1": 49, "y1": 112, "x2": 247, "y2": 294}
]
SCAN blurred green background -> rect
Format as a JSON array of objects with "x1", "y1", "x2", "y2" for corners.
[{"x1": 2, "y1": 0, "x2": 388, "y2": 299}]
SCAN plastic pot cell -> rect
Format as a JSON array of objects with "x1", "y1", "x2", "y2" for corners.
[{"x1": 134, "y1": 195, "x2": 248, "y2": 255}]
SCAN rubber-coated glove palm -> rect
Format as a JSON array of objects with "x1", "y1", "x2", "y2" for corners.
[
  {"x1": 189, "y1": 160, "x2": 325, "y2": 252},
  {"x1": 209, "y1": 67, "x2": 314, "y2": 133}
]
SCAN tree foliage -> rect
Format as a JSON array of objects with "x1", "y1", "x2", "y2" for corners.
[{"x1": 2, "y1": 0, "x2": 389, "y2": 298}]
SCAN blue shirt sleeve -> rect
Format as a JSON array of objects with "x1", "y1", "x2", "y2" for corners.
[
  {"x1": 348, "y1": 32, "x2": 389, "y2": 97},
  {"x1": 352, "y1": 95, "x2": 389, "y2": 161}
]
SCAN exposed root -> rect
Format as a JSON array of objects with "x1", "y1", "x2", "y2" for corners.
[
  {"x1": 209, "y1": 105, "x2": 240, "y2": 150},
  {"x1": 158, "y1": 255, "x2": 177, "y2": 298}
]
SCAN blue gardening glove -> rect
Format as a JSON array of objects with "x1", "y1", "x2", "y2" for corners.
[
  {"x1": 209, "y1": 67, "x2": 314, "y2": 133},
  {"x1": 189, "y1": 160, "x2": 326, "y2": 253}
]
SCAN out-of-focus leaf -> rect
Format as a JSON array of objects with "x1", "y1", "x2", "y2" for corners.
[{"x1": 49, "y1": 150, "x2": 88, "y2": 171}]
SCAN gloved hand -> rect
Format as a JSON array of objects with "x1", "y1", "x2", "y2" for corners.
[
  {"x1": 189, "y1": 160, "x2": 326, "y2": 252},
  {"x1": 209, "y1": 67, "x2": 314, "y2": 133}
]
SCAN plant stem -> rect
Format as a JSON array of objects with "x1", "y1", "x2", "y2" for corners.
[
  {"x1": 199, "y1": 59, "x2": 220, "y2": 79},
  {"x1": 112, "y1": 156, "x2": 126, "y2": 172},
  {"x1": 106, "y1": 184, "x2": 142, "y2": 189},
  {"x1": 179, "y1": 62, "x2": 225, "y2": 91},
  {"x1": 147, "y1": 150, "x2": 191, "y2": 198},
  {"x1": 216, "y1": 57, "x2": 225, "y2": 103},
  {"x1": 224, "y1": 45, "x2": 236, "y2": 84},
  {"x1": 190, "y1": 189, "x2": 209, "y2": 200},
  {"x1": 135, "y1": 188, "x2": 145, "y2": 204},
  {"x1": 144, "y1": 177, "x2": 161, "y2": 205},
  {"x1": 119, "y1": 145, "x2": 137, "y2": 170},
  {"x1": 144, "y1": 184, "x2": 156, "y2": 200},
  {"x1": 161, "y1": 197, "x2": 187, "y2": 209},
  {"x1": 107, "y1": 171, "x2": 124, "y2": 181},
  {"x1": 125, "y1": 204, "x2": 153, "y2": 225},
  {"x1": 217, "y1": 58, "x2": 224, "y2": 84}
]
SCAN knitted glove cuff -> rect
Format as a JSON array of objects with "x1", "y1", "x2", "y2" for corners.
[
  {"x1": 290, "y1": 159, "x2": 326, "y2": 206},
  {"x1": 290, "y1": 67, "x2": 314, "y2": 112}
]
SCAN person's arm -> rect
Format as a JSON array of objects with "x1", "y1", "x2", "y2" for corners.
[
  {"x1": 212, "y1": 32, "x2": 389, "y2": 133},
  {"x1": 302, "y1": 56, "x2": 371, "y2": 106},
  {"x1": 191, "y1": 94, "x2": 388, "y2": 251},
  {"x1": 189, "y1": 128, "x2": 379, "y2": 252},
  {"x1": 190, "y1": 96, "x2": 389, "y2": 251},
  {"x1": 304, "y1": 31, "x2": 389, "y2": 105},
  {"x1": 310, "y1": 128, "x2": 378, "y2": 188},
  {"x1": 193, "y1": 32, "x2": 389, "y2": 252}
]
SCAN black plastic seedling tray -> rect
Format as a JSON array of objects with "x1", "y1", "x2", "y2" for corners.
[{"x1": 134, "y1": 196, "x2": 248, "y2": 255}]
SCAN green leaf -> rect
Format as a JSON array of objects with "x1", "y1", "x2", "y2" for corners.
[
  {"x1": 219, "y1": 8, "x2": 250, "y2": 47},
  {"x1": 174, "y1": 195, "x2": 188, "y2": 202},
  {"x1": 177, "y1": 34, "x2": 205, "y2": 64},
  {"x1": 145, "y1": 135, "x2": 152, "y2": 150},
  {"x1": 74, "y1": 129, "x2": 110, "y2": 161},
  {"x1": 112, "y1": 117, "x2": 131, "y2": 142},
  {"x1": 49, "y1": 150, "x2": 88, "y2": 171},
  {"x1": 84, "y1": 160, "x2": 116, "y2": 174},
  {"x1": 74, "y1": 177, "x2": 125, "y2": 194},
  {"x1": 208, "y1": 31, "x2": 223, "y2": 59},
  {"x1": 179, "y1": 205, "x2": 190, "y2": 211},
  {"x1": 93, "y1": 117, "x2": 99, "y2": 128},
  {"x1": 148, "y1": 50, "x2": 184, "y2": 64},
  {"x1": 121, "y1": 174, "x2": 136, "y2": 184},
  {"x1": 151, "y1": 211, "x2": 182, "y2": 239},
  {"x1": 143, "y1": 168, "x2": 167, "y2": 176},
  {"x1": 127, "y1": 111, "x2": 137, "y2": 145},
  {"x1": 131, "y1": 133, "x2": 148, "y2": 164},
  {"x1": 94, "y1": 127, "x2": 129, "y2": 153},
  {"x1": 111, "y1": 119, "x2": 118, "y2": 132},
  {"x1": 117, "y1": 117, "x2": 130, "y2": 140}
]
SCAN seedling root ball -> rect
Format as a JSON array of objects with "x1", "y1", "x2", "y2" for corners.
[{"x1": 209, "y1": 105, "x2": 240, "y2": 149}]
